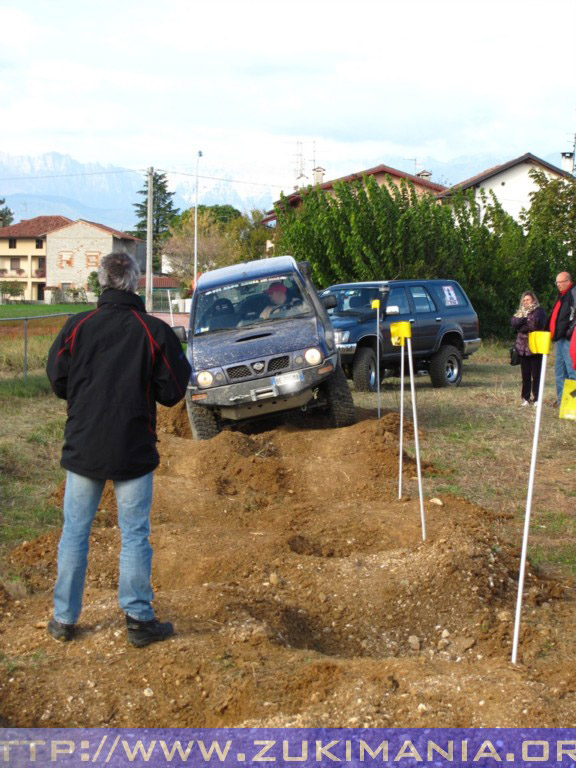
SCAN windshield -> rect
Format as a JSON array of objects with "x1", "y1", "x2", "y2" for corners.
[
  {"x1": 193, "y1": 275, "x2": 313, "y2": 335},
  {"x1": 322, "y1": 286, "x2": 387, "y2": 316}
]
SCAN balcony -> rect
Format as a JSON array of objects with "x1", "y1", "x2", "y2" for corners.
[{"x1": 34, "y1": 269, "x2": 46, "y2": 278}]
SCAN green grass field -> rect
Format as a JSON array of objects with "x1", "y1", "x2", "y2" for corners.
[{"x1": 0, "y1": 303, "x2": 93, "y2": 319}]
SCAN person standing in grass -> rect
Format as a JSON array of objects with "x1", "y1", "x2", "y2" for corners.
[
  {"x1": 46, "y1": 252, "x2": 191, "y2": 647},
  {"x1": 511, "y1": 290, "x2": 546, "y2": 406},
  {"x1": 546, "y1": 271, "x2": 576, "y2": 405}
]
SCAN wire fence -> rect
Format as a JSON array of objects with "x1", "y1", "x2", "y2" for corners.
[
  {"x1": 0, "y1": 292, "x2": 190, "y2": 381},
  {"x1": 0, "y1": 313, "x2": 75, "y2": 381}
]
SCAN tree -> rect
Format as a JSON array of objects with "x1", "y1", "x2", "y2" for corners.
[
  {"x1": 164, "y1": 206, "x2": 271, "y2": 290},
  {"x1": 0, "y1": 198, "x2": 14, "y2": 227},
  {"x1": 131, "y1": 171, "x2": 180, "y2": 271},
  {"x1": 87, "y1": 271, "x2": 102, "y2": 297},
  {"x1": 520, "y1": 169, "x2": 576, "y2": 307},
  {"x1": 274, "y1": 176, "x2": 528, "y2": 337},
  {"x1": 0, "y1": 280, "x2": 25, "y2": 302}
]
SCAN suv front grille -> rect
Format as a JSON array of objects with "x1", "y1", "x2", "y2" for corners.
[
  {"x1": 227, "y1": 365, "x2": 251, "y2": 380},
  {"x1": 267, "y1": 355, "x2": 290, "y2": 373}
]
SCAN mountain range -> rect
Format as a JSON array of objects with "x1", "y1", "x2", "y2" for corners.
[{"x1": 0, "y1": 149, "x2": 567, "y2": 232}]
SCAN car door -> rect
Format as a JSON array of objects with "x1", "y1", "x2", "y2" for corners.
[
  {"x1": 381, "y1": 285, "x2": 412, "y2": 360},
  {"x1": 407, "y1": 284, "x2": 439, "y2": 354}
]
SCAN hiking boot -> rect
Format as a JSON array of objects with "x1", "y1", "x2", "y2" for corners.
[
  {"x1": 125, "y1": 615, "x2": 174, "y2": 647},
  {"x1": 48, "y1": 617, "x2": 76, "y2": 642}
]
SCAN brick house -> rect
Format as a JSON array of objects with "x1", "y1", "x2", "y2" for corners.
[
  {"x1": 0, "y1": 216, "x2": 72, "y2": 301},
  {"x1": 44, "y1": 220, "x2": 145, "y2": 302}
]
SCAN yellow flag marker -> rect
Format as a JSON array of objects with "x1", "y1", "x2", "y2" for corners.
[
  {"x1": 371, "y1": 299, "x2": 380, "y2": 309},
  {"x1": 528, "y1": 330, "x2": 551, "y2": 355},
  {"x1": 390, "y1": 321, "x2": 411, "y2": 347}
]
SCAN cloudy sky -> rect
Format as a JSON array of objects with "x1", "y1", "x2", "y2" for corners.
[{"x1": 1, "y1": 0, "x2": 575, "y2": 193}]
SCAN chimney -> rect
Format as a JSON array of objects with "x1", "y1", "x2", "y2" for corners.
[
  {"x1": 561, "y1": 152, "x2": 575, "y2": 175},
  {"x1": 416, "y1": 169, "x2": 432, "y2": 181},
  {"x1": 313, "y1": 166, "x2": 326, "y2": 185}
]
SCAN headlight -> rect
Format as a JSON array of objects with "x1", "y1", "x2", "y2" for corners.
[
  {"x1": 304, "y1": 347, "x2": 322, "y2": 366},
  {"x1": 334, "y1": 330, "x2": 350, "y2": 344},
  {"x1": 197, "y1": 371, "x2": 214, "y2": 388}
]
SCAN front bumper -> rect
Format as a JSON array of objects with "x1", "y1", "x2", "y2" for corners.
[
  {"x1": 336, "y1": 342, "x2": 357, "y2": 364},
  {"x1": 188, "y1": 353, "x2": 339, "y2": 420}
]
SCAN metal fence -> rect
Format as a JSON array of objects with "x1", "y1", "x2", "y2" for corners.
[{"x1": 0, "y1": 313, "x2": 74, "y2": 381}]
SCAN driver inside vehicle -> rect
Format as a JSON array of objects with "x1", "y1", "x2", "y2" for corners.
[{"x1": 259, "y1": 281, "x2": 288, "y2": 319}]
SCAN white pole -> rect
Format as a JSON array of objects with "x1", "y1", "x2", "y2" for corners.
[
  {"x1": 193, "y1": 150, "x2": 203, "y2": 291},
  {"x1": 407, "y1": 336, "x2": 426, "y2": 541},
  {"x1": 398, "y1": 342, "x2": 405, "y2": 500},
  {"x1": 145, "y1": 167, "x2": 154, "y2": 313},
  {"x1": 511, "y1": 351, "x2": 548, "y2": 664},
  {"x1": 167, "y1": 289, "x2": 174, "y2": 326},
  {"x1": 376, "y1": 304, "x2": 381, "y2": 419}
]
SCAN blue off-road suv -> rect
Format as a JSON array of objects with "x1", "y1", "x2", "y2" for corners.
[
  {"x1": 319, "y1": 279, "x2": 481, "y2": 391},
  {"x1": 185, "y1": 256, "x2": 356, "y2": 439}
]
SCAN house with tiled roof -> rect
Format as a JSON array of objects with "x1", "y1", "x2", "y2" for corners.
[
  {"x1": 436, "y1": 152, "x2": 573, "y2": 221},
  {"x1": 0, "y1": 215, "x2": 145, "y2": 302},
  {"x1": 263, "y1": 163, "x2": 447, "y2": 224},
  {"x1": 44, "y1": 219, "x2": 145, "y2": 302},
  {"x1": 0, "y1": 216, "x2": 72, "y2": 300}
]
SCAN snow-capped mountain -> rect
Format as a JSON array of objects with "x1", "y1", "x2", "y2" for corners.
[{"x1": 0, "y1": 150, "x2": 568, "y2": 232}]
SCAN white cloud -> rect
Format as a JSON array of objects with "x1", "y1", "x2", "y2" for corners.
[{"x1": 1, "y1": 0, "x2": 575, "y2": 187}]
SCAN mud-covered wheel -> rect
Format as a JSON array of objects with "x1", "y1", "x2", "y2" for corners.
[
  {"x1": 352, "y1": 346, "x2": 378, "y2": 392},
  {"x1": 325, "y1": 364, "x2": 357, "y2": 427},
  {"x1": 186, "y1": 394, "x2": 221, "y2": 440},
  {"x1": 429, "y1": 344, "x2": 463, "y2": 388}
]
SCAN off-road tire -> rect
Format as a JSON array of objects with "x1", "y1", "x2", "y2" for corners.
[
  {"x1": 325, "y1": 365, "x2": 357, "y2": 427},
  {"x1": 186, "y1": 394, "x2": 221, "y2": 440},
  {"x1": 429, "y1": 344, "x2": 463, "y2": 388},
  {"x1": 352, "y1": 346, "x2": 379, "y2": 392}
]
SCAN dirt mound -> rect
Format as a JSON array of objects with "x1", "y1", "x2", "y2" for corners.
[{"x1": 1, "y1": 409, "x2": 575, "y2": 727}]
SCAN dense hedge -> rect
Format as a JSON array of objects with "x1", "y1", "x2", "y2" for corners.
[{"x1": 274, "y1": 172, "x2": 576, "y2": 338}]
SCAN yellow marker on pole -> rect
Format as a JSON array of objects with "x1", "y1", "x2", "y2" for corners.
[
  {"x1": 511, "y1": 330, "x2": 551, "y2": 664},
  {"x1": 391, "y1": 321, "x2": 426, "y2": 540},
  {"x1": 372, "y1": 299, "x2": 381, "y2": 418}
]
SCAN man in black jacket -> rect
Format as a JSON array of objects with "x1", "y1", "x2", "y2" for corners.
[
  {"x1": 547, "y1": 271, "x2": 576, "y2": 405},
  {"x1": 46, "y1": 252, "x2": 191, "y2": 647}
]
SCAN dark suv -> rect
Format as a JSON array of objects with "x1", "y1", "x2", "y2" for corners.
[
  {"x1": 319, "y1": 279, "x2": 481, "y2": 391},
  {"x1": 185, "y1": 256, "x2": 356, "y2": 439}
]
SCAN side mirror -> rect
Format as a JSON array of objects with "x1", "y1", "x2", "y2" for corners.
[
  {"x1": 385, "y1": 305, "x2": 400, "y2": 316},
  {"x1": 172, "y1": 325, "x2": 188, "y2": 342},
  {"x1": 321, "y1": 294, "x2": 337, "y2": 309}
]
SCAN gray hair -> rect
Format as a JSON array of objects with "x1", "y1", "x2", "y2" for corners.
[{"x1": 98, "y1": 252, "x2": 141, "y2": 293}]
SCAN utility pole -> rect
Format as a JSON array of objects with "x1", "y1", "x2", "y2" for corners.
[
  {"x1": 194, "y1": 151, "x2": 203, "y2": 290},
  {"x1": 145, "y1": 167, "x2": 154, "y2": 312}
]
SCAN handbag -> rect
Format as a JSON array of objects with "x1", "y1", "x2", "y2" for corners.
[{"x1": 509, "y1": 345, "x2": 520, "y2": 366}]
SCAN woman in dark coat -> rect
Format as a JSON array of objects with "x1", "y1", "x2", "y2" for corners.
[{"x1": 511, "y1": 290, "x2": 547, "y2": 406}]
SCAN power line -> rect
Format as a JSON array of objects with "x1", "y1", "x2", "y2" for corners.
[
  {"x1": 159, "y1": 168, "x2": 284, "y2": 189},
  {"x1": 0, "y1": 167, "x2": 286, "y2": 189},
  {"x1": 0, "y1": 169, "x2": 143, "y2": 181}
]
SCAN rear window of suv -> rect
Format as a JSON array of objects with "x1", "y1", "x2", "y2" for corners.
[{"x1": 432, "y1": 283, "x2": 468, "y2": 308}]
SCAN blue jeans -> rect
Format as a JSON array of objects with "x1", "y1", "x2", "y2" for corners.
[
  {"x1": 53, "y1": 471, "x2": 155, "y2": 625},
  {"x1": 554, "y1": 338, "x2": 576, "y2": 402}
]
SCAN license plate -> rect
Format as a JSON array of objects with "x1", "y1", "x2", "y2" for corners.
[{"x1": 273, "y1": 371, "x2": 303, "y2": 387}]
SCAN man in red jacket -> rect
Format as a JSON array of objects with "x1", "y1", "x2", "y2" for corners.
[
  {"x1": 547, "y1": 271, "x2": 576, "y2": 405},
  {"x1": 46, "y1": 252, "x2": 191, "y2": 647}
]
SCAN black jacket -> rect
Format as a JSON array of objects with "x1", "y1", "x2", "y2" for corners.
[
  {"x1": 47, "y1": 290, "x2": 191, "y2": 480},
  {"x1": 547, "y1": 286, "x2": 576, "y2": 341}
]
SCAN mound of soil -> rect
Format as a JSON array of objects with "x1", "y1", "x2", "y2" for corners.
[{"x1": 1, "y1": 404, "x2": 575, "y2": 727}]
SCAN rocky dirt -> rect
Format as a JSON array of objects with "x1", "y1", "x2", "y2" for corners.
[{"x1": 1, "y1": 404, "x2": 575, "y2": 727}]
